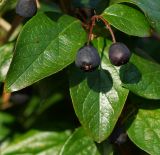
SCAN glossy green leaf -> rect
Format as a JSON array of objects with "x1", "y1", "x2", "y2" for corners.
[
  {"x1": 59, "y1": 128, "x2": 100, "y2": 155},
  {"x1": 127, "y1": 98, "x2": 160, "y2": 155},
  {"x1": 0, "y1": 43, "x2": 13, "y2": 82},
  {"x1": 5, "y1": 12, "x2": 86, "y2": 92},
  {"x1": 1, "y1": 130, "x2": 71, "y2": 155},
  {"x1": 110, "y1": 0, "x2": 160, "y2": 33},
  {"x1": 120, "y1": 54, "x2": 160, "y2": 99},
  {"x1": 69, "y1": 38, "x2": 128, "y2": 142},
  {"x1": 102, "y1": 4, "x2": 151, "y2": 36}
]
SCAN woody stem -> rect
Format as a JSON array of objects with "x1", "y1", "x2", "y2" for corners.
[{"x1": 87, "y1": 17, "x2": 96, "y2": 45}]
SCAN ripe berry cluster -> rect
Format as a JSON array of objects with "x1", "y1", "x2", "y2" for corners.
[
  {"x1": 15, "y1": 1, "x2": 131, "y2": 71},
  {"x1": 75, "y1": 14, "x2": 131, "y2": 71},
  {"x1": 75, "y1": 42, "x2": 131, "y2": 72}
]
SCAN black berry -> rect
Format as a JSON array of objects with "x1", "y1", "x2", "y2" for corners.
[
  {"x1": 16, "y1": 0, "x2": 37, "y2": 18},
  {"x1": 109, "y1": 42, "x2": 131, "y2": 66},
  {"x1": 75, "y1": 44, "x2": 100, "y2": 72}
]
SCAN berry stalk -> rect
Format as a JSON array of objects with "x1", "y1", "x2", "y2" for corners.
[{"x1": 88, "y1": 15, "x2": 116, "y2": 44}]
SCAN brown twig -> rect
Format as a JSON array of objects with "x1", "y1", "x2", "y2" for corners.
[
  {"x1": 95, "y1": 15, "x2": 116, "y2": 43},
  {"x1": 1, "y1": 87, "x2": 11, "y2": 109},
  {"x1": 87, "y1": 15, "x2": 116, "y2": 44},
  {"x1": 88, "y1": 17, "x2": 96, "y2": 45}
]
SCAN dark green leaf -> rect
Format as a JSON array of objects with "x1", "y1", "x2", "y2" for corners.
[
  {"x1": 69, "y1": 38, "x2": 128, "y2": 142},
  {"x1": 0, "y1": 43, "x2": 13, "y2": 82},
  {"x1": 102, "y1": 4, "x2": 151, "y2": 37},
  {"x1": 59, "y1": 128, "x2": 100, "y2": 155},
  {"x1": 120, "y1": 54, "x2": 160, "y2": 99},
  {"x1": 39, "y1": 2, "x2": 61, "y2": 13},
  {"x1": 5, "y1": 12, "x2": 86, "y2": 92},
  {"x1": 97, "y1": 140, "x2": 114, "y2": 155},
  {"x1": 1, "y1": 130, "x2": 71, "y2": 155},
  {"x1": 127, "y1": 97, "x2": 160, "y2": 155},
  {"x1": 110, "y1": 0, "x2": 160, "y2": 33},
  {"x1": 72, "y1": 0, "x2": 107, "y2": 9},
  {"x1": 0, "y1": 112, "x2": 15, "y2": 141},
  {"x1": 0, "y1": 0, "x2": 17, "y2": 14},
  {"x1": 23, "y1": 93, "x2": 64, "y2": 128}
]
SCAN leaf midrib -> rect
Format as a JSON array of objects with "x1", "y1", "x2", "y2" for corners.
[{"x1": 7, "y1": 20, "x2": 78, "y2": 89}]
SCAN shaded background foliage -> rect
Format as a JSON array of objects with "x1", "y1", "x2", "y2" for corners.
[{"x1": 0, "y1": 0, "x2": 160, "y2": 154}]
